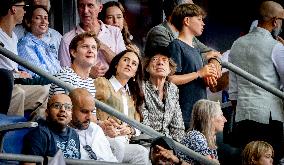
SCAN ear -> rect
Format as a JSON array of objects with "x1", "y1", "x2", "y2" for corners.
[
  {"x1": 184, "y1": 17, "x2": 191, "y2": 26},
  {"x1": 98, "y1": 4, "x2": 103, "y2": 13},
  {"x1": 10, "y1": 6, "x2": 17, "y2": 14},
  {"x1": 45, "y1": 108, "x2": 49, "y2": 117},
  {"x1": 70, "y1": 49, "x2": 76, "y2": 58}
]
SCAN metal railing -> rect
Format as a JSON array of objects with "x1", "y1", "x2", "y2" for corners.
[
  {"x1": 0, "y1": 45, "x2": 218, "y2": 165},
  {"x1": 0, "y1": 153, "x2": 133, "y2": 165},
  {"x1": 222, "y1": 61, "x2": 284, "y2": 99}
]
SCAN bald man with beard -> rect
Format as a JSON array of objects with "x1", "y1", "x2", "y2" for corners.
[{"x1": 69, "y1": 88, "x2": 118, "y2": 162}]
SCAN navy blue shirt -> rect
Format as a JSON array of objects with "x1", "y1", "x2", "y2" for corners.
[
  {"x1": 168, "y1": 39, "x2": 207, "y2": 128},
  {"x1": 22, "y1": 120, "x2": 81, "y2": 159}
]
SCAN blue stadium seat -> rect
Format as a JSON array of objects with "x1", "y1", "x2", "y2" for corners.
[{"x1": 0, "y1": 114, "x2": 37, "y2": 164}]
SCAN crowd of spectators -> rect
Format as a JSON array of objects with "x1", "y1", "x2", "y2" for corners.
[{"x1": 0, "y1": 0, "x2": 283, "y2": 164}]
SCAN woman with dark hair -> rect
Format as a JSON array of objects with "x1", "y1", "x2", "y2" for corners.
[
  {"x1": 94, "y1": 49, "x2": 148, "y2": 164},
  {"x1": 99, "y1": 1, "x2": 140, "y2": 54},
  {"x1": 17, "y1": 5, "x2": 61, "y2": 81}
]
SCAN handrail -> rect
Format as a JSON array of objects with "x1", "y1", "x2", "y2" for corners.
[
  {"x1": 0, "y1": 45, "x2": 218, "y2": 165},
  {"x1": 222, "y1": 61, "x2": 284, "y2": 99},
  {"x1": 0, "y1": 153, "x2": 133, "y2": 165}
]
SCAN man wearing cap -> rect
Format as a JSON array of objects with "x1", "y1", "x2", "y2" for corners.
[
  {"x1": 229, "y1": 1, "x2": 284, "y2": 162},
  {"x1": 150, "y1": 136, "x2": 190, "y2": 165}
]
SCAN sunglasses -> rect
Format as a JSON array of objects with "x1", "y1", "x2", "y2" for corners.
[{"x1": 83, "y1": 145, "x2": 97, "y2": 160}]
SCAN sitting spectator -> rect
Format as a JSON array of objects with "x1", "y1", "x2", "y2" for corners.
[
  {"x1": 0, "y1": 69, "x2": 14, "y2": 114},
  {"x1": 142, "y1": 46, "x2": 184, "y2": 142},
  {"x1": 14, "y1": 0, "x2": 62, "y2": 49},
  {"x1": 99, "y1": 1, "x2": 140, "y2": 54},
  {"x1": 22, "y1": 93, "x2": 81, "y2": 165},
  {"x1": 94, "y1": 49, "x2": 148, "y2": 164},
  {"x1": 179, "y1": 99, "x2": 227, "y2": 164},
  {"x1": 0, "y1": 0, "x2": 49, "y2": 117},
  {"x1": 69, "y1": 88, "x2": 118, "y2": 162},
  {"x1": 17, "y1": 5, "x2": 61, "y2": 80},
  {"x1": 242, "y1": 141, "x2": 273, "y2": 165},
  {"x1": 49, "y1": 32, "x2": 98, "y2": 97},
  {"x1": 150, "y1": 136, "x2": 190, "y2": 165},
  {"x1": 58, "y1": 0, "x2": 126, "y2": 78},
  {"x1": 167, "y1": 3, "x2": 219, "y2": 129}
]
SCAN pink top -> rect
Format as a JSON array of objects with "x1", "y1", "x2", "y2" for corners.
[{"x1": 58, "y1": 20, "x2": 126, "y2": 69}]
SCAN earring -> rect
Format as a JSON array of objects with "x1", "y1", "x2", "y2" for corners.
[{"x1": 133, "y1": 77, "x2": 136, "y2": 81}]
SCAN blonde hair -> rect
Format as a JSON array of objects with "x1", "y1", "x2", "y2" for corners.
[
  {"x1": 242, "y1": 141, "x2": 274, "y2": 165},
  {"x1": 189, "y1": 99, "x2": 221, "y2": 149}
]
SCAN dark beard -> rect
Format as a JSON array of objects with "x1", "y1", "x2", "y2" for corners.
[
  {"x1": 46, "y1": 116, "x2": 66, "y2": 132},
  {"x1": 272, "y1": 26, "x2": 282, "y2": 39},
  {"x1": 71, "y1": 119, "x2": 90, "y2": 130}
]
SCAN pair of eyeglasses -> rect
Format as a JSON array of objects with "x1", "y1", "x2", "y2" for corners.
[
  {"x1": 13, "y1": 4, "x2": 29, "y2": 7},
  {"x1": 12, "y1": 4, "x2": 30, "y2": 10},
  {"x1": 50, "y1": 102, "x2": 73, "y2": 111},
  {"x1": 83, "y1": 145, "x2": 97, "y2": 160}
]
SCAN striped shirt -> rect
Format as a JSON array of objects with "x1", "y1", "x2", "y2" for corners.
[{"x1": 49, "y1": 67, "x2": 96, "y2": 97}]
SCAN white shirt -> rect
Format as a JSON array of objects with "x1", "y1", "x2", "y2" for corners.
[
  {"x1": 76, "y1": 122, "x2": 118, "y2": 162},
  {"x1": 109, "y1": 76, "x2": 141, "y2": 136},
  {"x1": 0, "y1": 28, "x2": 19, "y2": 71},
  {"x1": 109, "y1": 76, "x2": 129, "y2": 116}
]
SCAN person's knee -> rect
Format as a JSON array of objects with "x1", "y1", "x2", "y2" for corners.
[{"x1": 13, "y1": 85, "x2": 25, "y2": 99}]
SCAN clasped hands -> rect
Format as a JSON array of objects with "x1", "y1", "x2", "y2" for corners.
[
  {"x1": 201, "y1": 51, "x2": 222, "y2": 88},
  {"x1": 99, "y1": 118, "x2": 133, "y2": 138}
]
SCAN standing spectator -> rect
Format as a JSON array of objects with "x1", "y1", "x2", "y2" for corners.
[
  {"x1": 144, "y1": 0, "x2": 221, "y2": 62},
  {"x1": 167, "y1": 3, "x2": 218, "y2": 129},
  {"x1": 22, "y1": 93, "x2": 81, "y2": 165},
  {"x1": 242, "y1": 141, "x2": 273, "y2": 165},
  {"x1": 99, "y1": 1, "x2": 140, "y2": 54},
  {"x1": 229, "y1": 1, "x2": 284, "y2": 162},
  {"x1": 142, "y1": 46, "x2": 185, "y2": 142},
  {"x1": 179, "y1": 99, "x2": 227, "y2": 164},
  {"x1": 94, "y1": 49, "x2": 148, "y2": 164},
  {"x1": 0, "y1": 0, "x2": 49, "y2": 116},
  {"x1": 58, "y1": 0, "x2": 126, "y2": 78},
  {"x1": 69, "y1": 88, "x2": 118, "y2": 162},
  {"x1": 17, "y1": 5, "x2": 61, "y2": 80}
]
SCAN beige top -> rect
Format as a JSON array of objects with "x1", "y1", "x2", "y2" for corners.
[{"x1": 94, "y1": 77, "x2": 140, "y2": 124}]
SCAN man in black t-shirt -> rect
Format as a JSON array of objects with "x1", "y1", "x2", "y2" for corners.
[{"x1": 22, "y1": 93, "x2": 81, "y2": 164}]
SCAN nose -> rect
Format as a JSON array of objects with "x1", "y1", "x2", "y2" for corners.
[
  {"x1": 83, "y1": 6, "x2": 89, "y2": 14},
  {"x1": 223, "y1": 116, "x2": 227, "y2": 123},
  {"x1": 201, "y1": 20, "x2": 205, "y2": 26},
  {"x1": 113, "y1": 17, "x2": 117, "y2": 24}
]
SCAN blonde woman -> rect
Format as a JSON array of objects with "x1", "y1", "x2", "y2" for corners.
[
  {"x1": 179, "y1": 99, "x2": 227, "y2": 164},
  {"x1": 242, "y1": 141, "x2": 273, "y2": 165}
]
